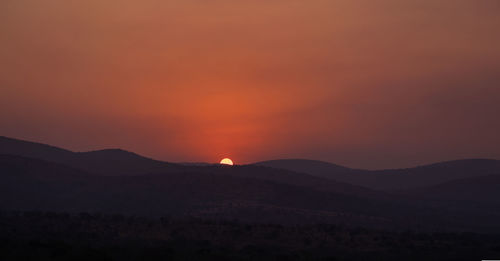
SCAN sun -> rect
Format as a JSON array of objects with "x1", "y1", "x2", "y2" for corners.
[{"x1": 220, "y1": 158, "x2": 234, "y2": 166}]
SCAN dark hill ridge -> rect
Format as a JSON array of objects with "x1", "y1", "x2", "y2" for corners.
[
  {"x1": 255, "y1": 159, "x2": 353, "y2": 173},
  {"x1": 0, "y1": 136, "x2": 73, "y2": 161},
  {"x1": 77, "y1": 149, "x2": 144, "y2": 160},
  {"x1": 2, "y1": 154, "x2": 500, "y2": 232},
  {"x1": 0, "y1": 136, "x2": 377, "y2": 198},
  {"x1": 2, "y1": 136, "x2": 500, "y2": 231},
  {"x1": 0, "y1": 154, "x2": 397, "y2": 227},
  {"x1": 2, "y1": 135, "x2": 500, "y2": 191},
  {"x1": 255, "y1": 159, "x2": 358, "y2": 185},
  {"x1": 0, "y1": 136, "x2": 182, "y2": 176},
  {"x1": 255, "y1": 158, "x2": 500, "y2": 190},
  {"x1": 365, "y1": 159, "x2": 500, "y2": 190},
  {"x1": 178, "y1": 164, "x2": 379, "y2": 197}
]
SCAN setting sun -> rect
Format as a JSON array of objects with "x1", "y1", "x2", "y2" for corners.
[{"x1": 220, "y1": 158, "x2": 234, "y2": 166}]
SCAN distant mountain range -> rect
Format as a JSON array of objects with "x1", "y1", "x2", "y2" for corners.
[
  {"x1": 255, "y1": 158, "x2": 500, "y2": 190},
  {"x1": 0, "y1": 153, "x2": 395, "y2": 226},
  {"x1": 1, "y1": 135, "x2": 500, "y2": 232}
]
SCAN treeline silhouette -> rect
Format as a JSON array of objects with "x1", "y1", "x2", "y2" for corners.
[{"x1": 1, "y1": 211, "x2": 499, "y2": 261}]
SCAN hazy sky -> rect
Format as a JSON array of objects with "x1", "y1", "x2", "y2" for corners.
[{"x1": 1, "y1": 0, "x2": 499, "y2": 169}]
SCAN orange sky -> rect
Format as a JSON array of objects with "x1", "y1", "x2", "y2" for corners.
[{"x1": 1, "y1": 0, "x2": 500, "y2": 169}]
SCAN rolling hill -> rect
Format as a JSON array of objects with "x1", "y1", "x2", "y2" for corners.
[
  {"x1": 2, "y1": 136, "x2": 500, "y2": 231},
  {"x1": 0, "y1": 136, "x2": 379, "y2": 197},
  {"x1": 255, "y1": 159, "x2": 500, "y2": 190},
  {"x1": 0, "y1": 154, "x2": 397, "y2": 226},
  {"x1": 0, "y1": 136, "x2": 182, "y2": 176}
]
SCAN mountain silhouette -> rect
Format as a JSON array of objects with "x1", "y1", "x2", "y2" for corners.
[
  {"x1": 255, "y1": 158, "x2": 500, "y2": 190},
  {"x1": 0, "y1": 154, "x2": 399, "y2": 226},
  {"x1": 0, "y1": 136, "x2": 74, "y2": 161},
  {"x1": 0, "y1": 136, "x2": 377, "y2": 196},
  {"x1": 0, "y1": 136, "x2": 182, "y2": 176},
  {"x1": 255, "y1": 159, "x2": 354, "y2": 177},
  {"x1": 3, "y1": 136, "x2": 500, "y2": 190},
  {"x1": 2, "y1": 136, "x2": 500, "y2": 231}
]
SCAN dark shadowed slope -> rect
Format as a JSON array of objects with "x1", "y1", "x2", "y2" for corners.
[
  {"x1": 255, "y1": 159, "x2": 355, "y2": 179},
  {"x1": 190, "y1": 164, "x2": 378, "y2": 197},
  {"x1": 68, "y1": 149, "x2": 183, "y2": 176},
  {"x1": 0, "y1": 136, "x2": 182, "y2": 176},
  {"x1": 255, "y1": 159, "x2": 500, "y2": 190},
  {"x1": 404, "y1": 174, "x2": 500, "y2": 204},
  {"x1": 0, "y1": 136, "x2": 74, "y2": 161},
  {"x1": 3, "y1": 135, "x2": 500, "y2": 192},
  {"x1": 0, "y1": 154, "x2": 90, "y2": 211},
  {"x1": 0, "y1": 136, "x2": 379, "y2": 197},
  {"x1": 0, "y1": 154, "x2": 399, "y2": 227},
  {"x1": 365, "y1": 159, "x2": 500, "y2": 190},
  {"x1": 2, "y1": 154, "x2": 500, "y2": 231},
  {"x1": 255, "y1": 159, "x2": 360, "y2": 188}
]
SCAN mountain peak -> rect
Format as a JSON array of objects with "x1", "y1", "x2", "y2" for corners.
[{"x1": 80, "y1": 148, "x2": 137, "y2": 155}]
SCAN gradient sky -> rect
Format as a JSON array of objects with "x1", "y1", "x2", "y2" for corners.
[{"x1": 1, "y1": 0, "x2": 499, "y2": 169}]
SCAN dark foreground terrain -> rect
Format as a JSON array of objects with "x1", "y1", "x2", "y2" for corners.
[{"x1": 1, "y1": 211, "x2": 500, "y2": 261}]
